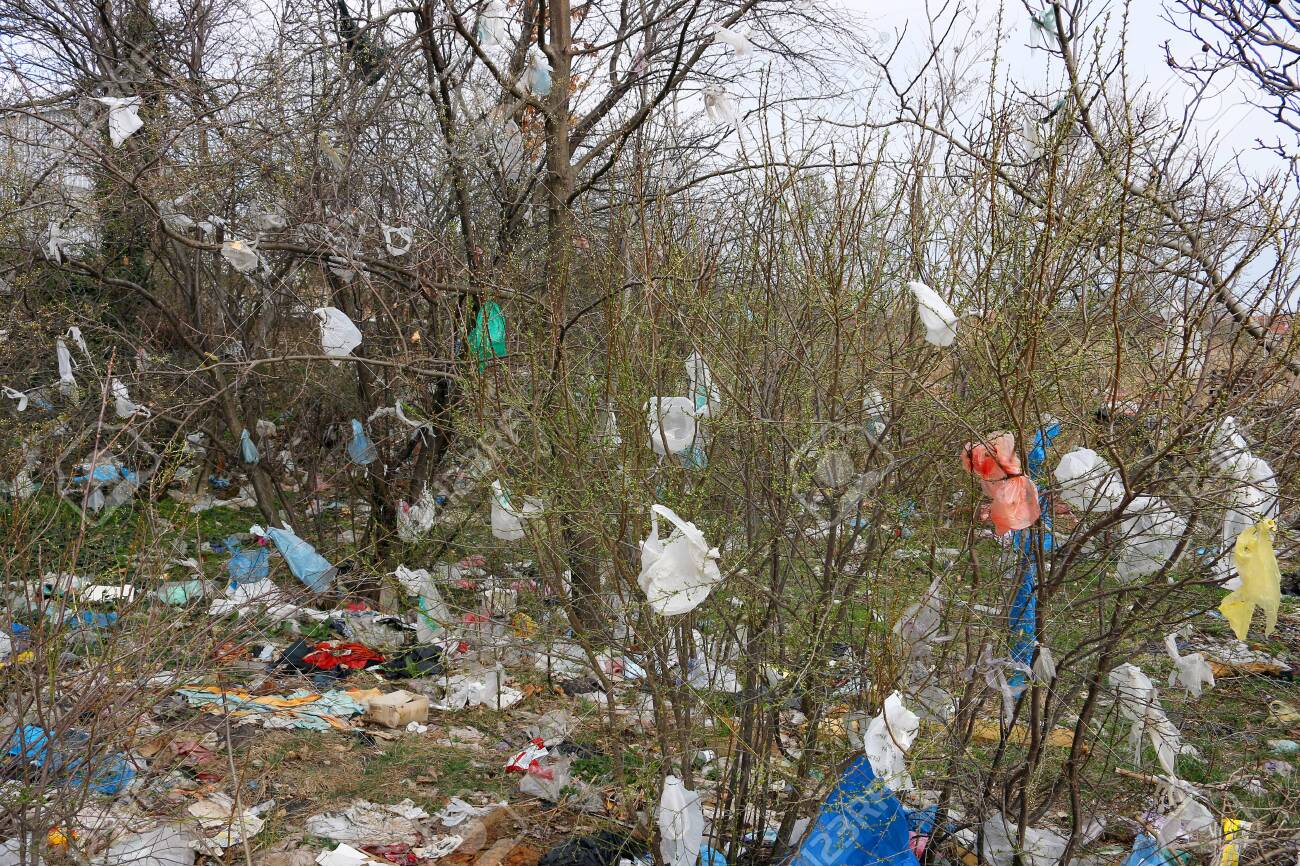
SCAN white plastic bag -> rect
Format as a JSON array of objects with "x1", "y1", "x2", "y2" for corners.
[
  {"x1": 221, "y1": 239, "x2": 262, "y2": 274},
  {"x1": 490, "y1": 480, "x2": 541, "y2": 541},
  {"x1": 907, "y1": 280, "x2": 959, "y2": 347},
  {"x1": 710, "y1": 23, "x2": 752, "y2": 57},
  {"x1": 863, "y1": 691, "x2": 920, "y2": 791},
  {"x1": 314, "y1": 307, "x2": 363, "y2": 361},
  {"x1": 1052, "y1": 447, "x2": 1124, "y2": 512},
  {"x1": 658, "y1": 776, "x2": 703, "y2": 866},
  {"x1": 525, "y1": 48, "x2": 552, "y2": 96},
  {"x1": 382, "y1": 225, "x2": 413, "y2": 256},
  {"x1": 56, "y1": 337, "x2": 77, "y2": 394},
  {"x1": 92, "y1": 96, "x2": 144, "y2": 147},
  {"x1": 685, "y1": 351, "x2": 721, "y2": 415},
  {"x1": 638, "y1": 504, "x2": 723, "y2": 615},
  {"x1": 397, "y1": 488, "x2": 438, "y2": 542},
  {"x1": 647, "y1": 396, "x2": 700, "y2": 456},
  {"x1": 112, "y1": 379, "x2": 149, "y2": 418},
  {"x1": 67, "y1": 326, "x2": 91, "y2": 359},
  {"x1": 702, "y1": 88, "x2": 739, "y2": 127},
  {"x1": 1108, "y1": 662, "x2": 1190, "y2": 775},
  {"x1": 475, "y1": 0, "x2": 509, "y2": 46},
  {"x1": 3, "y1": 386, "x2": 28, "y2": 412},
  {"x1": 1116, "y1": 496, "x2": 1186, "y2": 582},
  {"x1": 1164, "y1": 634, "x2": 1215, "y2": 699}
]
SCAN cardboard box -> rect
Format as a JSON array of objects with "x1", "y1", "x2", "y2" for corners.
[{"x1": 366, "y1": 690, "x2": 429, "y2": 728}]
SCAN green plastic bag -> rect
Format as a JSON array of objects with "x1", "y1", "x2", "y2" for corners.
[{"x1": 468, "y1": 302, "x2": 506, "y2": 371}]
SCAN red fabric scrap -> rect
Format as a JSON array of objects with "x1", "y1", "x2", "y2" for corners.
[{"x1": 301, "y1": 641, "x2": 385, "y2": 671}]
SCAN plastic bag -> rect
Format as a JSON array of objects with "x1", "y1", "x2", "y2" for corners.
[
  {"x1": 962, "y1": 433, "x2": 1040, "y2": 535},
  {"x1": 1156, "y1": 777, "x2": 1217, "y2": 849},
  {"x1": 638, "y1": 504, "x2": 723, "y2": 616},
  {"x1": 1164, "y1": 634, "x2": 1214, "y2": 699},
  {"x1": 658, "y1": 776, "x2": 703, "y2": 866},
  {"x1": 710, "y1": 23, "x2": 752, "y2": 57},
  {"x1": 254, "y1": 209, "x2": 288, "y2": 232},
  {"x1": 475, "y1": 0, "x2": 509, "y2": 46},
  {"x1": 91, "y1": 96, "x2": 143, "y2": 147},
  {"x1": 863, "y1": 691, "x2": 920, "y2": 791},
  {"x1": 702, "y1": 88, "x2": 739, "y2": 126},
  {"x1": 221, "y1": 239, "x2": 262, "y2": 274},
  {"x1": 518, "y1": 754, "x2": 573, "y2": 801},
  {"x1": 240, "y1": 429, "x2": 260, "y2": 464},
  {"x1": 56, "y1": 337, "x2": 76, "y2": 393},
  {"x1": 347, "y1": 419, "x2": 378, "y2": 465},
  {"x1": 647, "y1": 396, "x2": 700, "y2": 457},
  {"x1": 787, "y1": 755, "x2": 918, "y2": 866},
  {"x1": 979, "y1": 813, "x2": 1068, "y2": 866},
  {"x1": 67, "y1": 326, "x2": 90, "y2": 359},
  {"x1": 1219, "y1": 518, "x2": 1281, "y2": 641},
  {"x1": 260, "y1": 524, "x2": 335, "y2": 593},
  {"x1": 1116, "y1": 496, "x2": 1185, "y2": 582},
  {"x1": 907, "y1": 281, "x2": 958, "y2": 347},
  {"x1": 1108, "y1": 662, "x2": 1188, "y2": 775},
  {"x1": 397, "y1": 488, "x2": 438, "y2": 542},
  {"x1": 468, "y1": 302, "x2": 506, "y2": 370},
  {"x1": 392, "y1": 565, "x2": 451, "y2": 641},
  {"x1": 685, "y1": 351, "x2": 721, "y2": 415},
  {"x1": 1053, "y1": 447, "x2": 1124, "y2": 512},
  {"x1": 382, "y1": 225, "x2": 412, "y2": 256},
  {"x1": 3, "y1": 386, "x2": 28, "y2": 412},
  {"x1": 314, "y1": 307, "x2": 363, "y2": 361},
  {"x1": 112, "y1": 379, "x2": 150, "y2": 418},
  {"x1": 525, "y1": 48, "x2": 552, "y2": 96},
  {"x1": 228, "y1": 540, "x2": 270, "y2": 584},
  {"x1": 490, "y1": 480, "x2": 541, "y2": 541}
]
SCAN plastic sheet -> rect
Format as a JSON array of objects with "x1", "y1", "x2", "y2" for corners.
[
  {"x1": 314, "y1": 307, "x2": 363, "y2": 360},
  {"x1": 262, "y1": 524, "x2": 335, "y2": 593},
  {"x1": 468, "y1": 302, "x2": 507, "y2": 370},
  {"x1": 787, "y1": 754, "x2": 919, "y2": 866}
]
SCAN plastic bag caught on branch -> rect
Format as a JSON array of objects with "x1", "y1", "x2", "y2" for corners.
[
  {"x1": 863, "y1": 691, "x2": 920, "y2": 792},
  {"x1": 112, "y1": 379, "x2": 150, "y2": 419},
  {"x1": 221, "y1": 239, "x2": 262, "y2": 274},
  {"x1": 1164, "y1": 634, "x2": 1214, "y2": 699},
  {"x1": 638, "y1": 504, "x2": 723, "y2": 616},
  {"x1": 1219, "y1": 518, "x2": 1281, "y2": 641},
  {"x1": 1053, "y1": 447, "x2": 1124, "y2": 512},
  {"x1": 255, "y1": 524, "x2": 336, "y2": 593},
  {"x1": 962, "y1": 433, "x2": 1040, "y2": 535},
  {"x1": 347, "y1": 419, "x2": 378, "y2": 466},
  {"x1": 490, "y1": 480, "x2": 541, "y2": 541},
  {"x1": 702, "y1": 88, "x2": 739, "y2": 127},
  {"x1": 1116, "y1": 496, "x2": 1186, "y2": 582},
  {"x1": 658, "y1": 776, "x2": 703, "y2": 866},
  {"x1": 475, "y1": 0, "x2": 509, "y2": 47},
  {"x1": 1108, "y1": 662, "x2": 1191, "y2": 776},
  {"x1": 314, "y1": 307, "x2": 363, "y2": 361},
  {"x1": 56, "y1": 337, "x2": 77, "y2": 395},
  {"x1": 709, "y1": 23, "x2": 752, "y2": 57},
  {"x1": 91, "y1": 95, "x2": 143, "y2": 147},
  {"x1": 240, "y1": 429, "x2": 260, "y2": 464},
  {"x1": 907, "y1": 280, "x2": 959, "y2": 347},
  {"x1": 382, "y1": 225, "x2": 412, "y2": 256}
]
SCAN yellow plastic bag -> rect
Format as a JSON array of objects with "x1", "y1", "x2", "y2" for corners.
[{"x1": 1219, "y1": 519, "x2": 1281, "y2": 640}]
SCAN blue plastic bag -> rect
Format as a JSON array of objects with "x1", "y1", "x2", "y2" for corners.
[
  {"x1": 228, "y1": 538, "x2": 270, "y2": 584},
  {"x1": 240, "y1": 429, "x2": 260, "y2": 464},
  {"x1": 347, "y1": 418, "x2": 378, "y2": 465},
  {"x1": 787, "y1": 755, "x2": 919, "y2": 866},
  {"x1": 1124, "y1": 834, "x2": 1178, "y2": 866},
  {"x1": 265, "y1": 526, "x2": 335, "y2": 592}
]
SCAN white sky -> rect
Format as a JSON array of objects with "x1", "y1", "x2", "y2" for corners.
[{"x1": 836, "y1": 0, "x2": 1284, "y2": 178}]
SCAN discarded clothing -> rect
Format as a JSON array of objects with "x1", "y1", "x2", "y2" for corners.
[{"x1": 177, "y1": 687, "x2": 364, "y2": 730}]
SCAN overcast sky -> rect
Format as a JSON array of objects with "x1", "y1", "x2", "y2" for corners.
[{"x1": 835, "y1": 0, "x2": 1284, "y2": 178}]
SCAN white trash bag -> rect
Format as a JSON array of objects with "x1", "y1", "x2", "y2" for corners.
[
  {"x1": 1053, "y1": 447, "x2": 1125, "y2": 512},
  {"x1": 112, "y1": 379, "x2": 150, "y2": 419},
  {"x1": 221, "y1": 239, "x2": 262, "y2": 274},
  {"x1": 314, "y1": 307, "x2": 363, "y2": 361},
  {"x1": 863, "y1": 691, "x2": 920, "y2": 792},
  {"x1": 490, "y1": 480, "x2": 541, "y2": 541},
  {"x1": 638, "y1": 504, "x2": 723, "y2": 616}
]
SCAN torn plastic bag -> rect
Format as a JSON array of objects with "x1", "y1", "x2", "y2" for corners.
[
  {"x1": 788, "y1": 754, "x2": 919, "y2": 866},
  {"x1": 702, "y1": 88, "x2": 739, "y2": 127},
  {"x1": 491, "y1": 480, "x2": 541, "y2": 541},
  {"x1": 638, "y1": 504, "x2": 723, "y2": 616},
  {"x1": 305, "y1": 799, "x2": 429, "y2": 847},
  {"x1": 240, "y1": 429, "x2": 260, "y2": 464},
  {"x1": 382, "y1": 225, "x2": 412, "y2": 256},
  {"x1": 475, "y1": 0, "x2": 509, "y2": 46},
  {"x1": 260, "y1": 524, "x2": 335, "y2": 593},
  {"x1": 392, "y1": 565, "x2": 451, "y2": 641},
  {"x1": 1116, "y1": 497, "x2": 1185, "y2": 582},
  {"x1": 710, "y1": 23, "x2": 752, "y2": 57},
  {"x1": 1164, "y1": 634, "x2": 1214, "y2": 699},
  {"x1": 221, "y1": 239, "x2": 261, "y2": 274},
  {"x1": 907, "y1": 281, "x2": 958, "y2": 347},
  {"x1": 93, "y1": 821, "x2": 202, "y2": 866},
  {"x1": 91, "y1": 96, "x2": 143, "y2": 147},
  {"x1": 56, "y1": 338, "x2": 76, "y2": 394},
  {"x1": 1029, "y1": 6, "x2": 1060, "y2": 50},
  {"x1": 468, "y1": 302, "x2": 507, "y2": 370},
  {"x1": 111, "y1": 379, "x2": 149, "y2": 419},
  {"x1": 658, "y1": 776, "x2": 703, "y2": 866},
  {"x1": 863, "y1": 691, "x2": 920, "y2": 792},
  {"x1": 1053, "y1": 447, "x2": 1124, "y2": 512},
  {"x1": 1108, "y1": 662, "x2": 1190, "y2": 775},
  {"x1": 314, "y1": 307, "x2": 363, "y2": 361},
  {"x1": 254, "y1": 208, "x2": 288, "y2": 232},
  {"x1": 3, "y1": 386, "x2": 28, "y2": 411},
  {"x1": 1156, "y1": 778, "x2": 1217, "y2": 849},
  {"x1": 67, "y1": 326, "x2": 90, "y2": 358},
  {"x1": 647, "y1": 396, "x2": 706, "y2": 465},
  {"x1": 347, "y1": 419, "x2": 378, "y2": 465},
  {"x1": 397, "y1": 489, "x2": 437, "y2": 542},
  {"x1": 1219, "y1": 518, "x2": 1280, "y2": 641},
  {"x1": 1032, "y1": 645, "x2": 1056, "y2": 683},
  {"x1": 228, "y1": 539, "x2": 270, "y2": 584},
  {"x1": 519, "y1": 754, "x2": 573, "y2": 801},
  {"x1": 979, "y1": 813, "x2": 1068, "y2": 866}
]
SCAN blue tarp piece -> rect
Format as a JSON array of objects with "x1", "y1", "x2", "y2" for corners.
[
  {"x1": 787, "y1": 754, "x2": 919, "y2": 866},
  {"x1": 5, "y1": 726, "x2": 135, "y2": 795},
  {"x1": 265, "y1": 526, "x2": 334, "y2": 592},
  {"x1": 1009, "y1": 418, "x2": 1060, "y2": 687},
  {"x1": 347, "y1": 418, "x2": 378, "y2": 465}
]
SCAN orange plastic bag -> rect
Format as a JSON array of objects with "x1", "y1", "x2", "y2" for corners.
[{"x1": 962, "y1": 433, "x2": 1040, "y2": 535}]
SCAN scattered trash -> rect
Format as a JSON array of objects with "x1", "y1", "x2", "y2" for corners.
[
  {"x1": 1219, "y1": 519, "x2": 1280, "y2": 640},
  {"x1": 658, "y1": 776, "x2": 703, "y2": 866},
  {"x1": 306, "y1": 800, "x2": 430, "y2": 847},
  {"x1": 638, "y1": 505, "x2": 723, "y2": 615},
  {"x1": 788, "y1": 754, "x2": 918, "y2": 866},
  {"x1": 366, "y1": 690, "x2": 429, "y2": 728}
]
